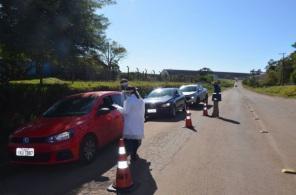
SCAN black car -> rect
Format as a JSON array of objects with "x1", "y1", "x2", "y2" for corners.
[{"x1": 144, "y1": 88, "x2": 186, "y2": 118}]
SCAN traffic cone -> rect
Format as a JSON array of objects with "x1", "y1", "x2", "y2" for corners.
[
  {"x1": 107, "y1": 138, "x2": 134, "y2": 193},
  {"x1": 203, "y1": 102, "x2": 208, "y2": 116},
  {"x1": 185, "y1": 109, "x2": 193, "y2": 128}
]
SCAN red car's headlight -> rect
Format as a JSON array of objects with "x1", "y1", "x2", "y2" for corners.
[{"x1": 47, "y1": 129, "x2": 74, "y2": 144}]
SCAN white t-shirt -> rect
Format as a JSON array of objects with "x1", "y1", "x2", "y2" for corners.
[{"x1": 122, "y1": 94, "x2": 145, "y2": 139}]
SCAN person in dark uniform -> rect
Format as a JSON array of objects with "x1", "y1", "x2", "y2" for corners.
[{"x1": 211, "y1": 80, "x2": 221, "y2": 117}]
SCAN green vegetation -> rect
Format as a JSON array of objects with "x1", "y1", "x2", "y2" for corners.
[
  {"x1": 0, "y1": 0, "x2": 126, "y2": 84},
  {"x1": 244, "y1": 42, "x2": 296, "y2": 87},
  {"x1": 243, "y1": 42, "x2": 296, "y2": 98},
  {"x1": 243, "y1": 85, "x2": 296, "y2": 98},
  {"x1": 10, "y1": 77, "x2": 190, "y2": 95},
  {"x1": 9, "y1": 77, "x2": 234, "y2": 93}
]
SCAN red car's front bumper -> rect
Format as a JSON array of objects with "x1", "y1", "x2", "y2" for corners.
[{"x1": 8, "y1": 138, "x2": 80, "y2": 165}]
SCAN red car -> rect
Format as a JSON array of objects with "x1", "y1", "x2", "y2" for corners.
[{"x1": 8, "y1": 91, "x2": 124, "y2": 164}]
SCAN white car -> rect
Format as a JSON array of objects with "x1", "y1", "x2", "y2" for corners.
[{"x1": 179, "y1": 84, "x2": 208, "y2": 105}]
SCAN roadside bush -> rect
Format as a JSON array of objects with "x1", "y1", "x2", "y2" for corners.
[
  {"x1": 243, "y1": 77, "x2": 260, "y2": 87},
  {"x1": 199, "y1": 74, "x2": 214, "y2": 83},
  {"x1": 290, "y1": 70, "x2": 296, "y2": 84},
  {"x1": 263, "y1": 70, "x2": 279, "y2": 86}
]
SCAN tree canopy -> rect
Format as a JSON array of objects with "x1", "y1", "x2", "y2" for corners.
[
  {"x1": 246, "y1": 42, "x2": 296, "y2": 86},
  {"x1": 0, "y1": 0, "x2": 125, "y2": 83}
]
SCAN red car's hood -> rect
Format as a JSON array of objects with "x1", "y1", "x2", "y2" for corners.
[{"x1": 13, "y1": 115, "x2": 89, "y2": 137}]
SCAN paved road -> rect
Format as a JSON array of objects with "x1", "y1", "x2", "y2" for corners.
[{"x1": 1, "y1": 83, "x2": 295, "y2": 195}]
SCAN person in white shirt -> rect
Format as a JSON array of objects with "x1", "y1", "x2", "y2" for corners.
[
  {"x1": 120, "y1": 78, "x2": 129, "y2": 100},
  {"x1": 122, "y1": 87, "x2": 145, "y2": 161}
]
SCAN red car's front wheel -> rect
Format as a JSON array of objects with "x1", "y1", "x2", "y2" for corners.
[{"x1": 79, "y1": 135, "x2": 97, "y2": 164}]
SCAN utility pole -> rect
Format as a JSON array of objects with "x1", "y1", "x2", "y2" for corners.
[
  {"x1": 136, "y1": 68, "x2": 139, "y2": 80},
  {"x1": 279, "y1": 53, "x2": 286, "y2": 85},
  {"x1": 126, "y1": 66, "x2": 129, "y2": 80}
]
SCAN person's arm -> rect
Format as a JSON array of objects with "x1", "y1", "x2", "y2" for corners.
[{"x1": 113, "y1": 104, "x2": 123, "y2": 113}]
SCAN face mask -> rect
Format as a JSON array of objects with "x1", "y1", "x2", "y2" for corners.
[{"x1": 120, "y1": 82, "x2": 128, "y2": 90}]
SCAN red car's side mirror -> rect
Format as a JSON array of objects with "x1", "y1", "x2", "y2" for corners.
[{"x1": 97, "y1": 107, "x2": 111, "y2": 116}]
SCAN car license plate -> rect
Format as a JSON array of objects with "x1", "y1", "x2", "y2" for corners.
[
  {"x1": 16, "y1": 148, "x2": 34, "y2": 157},
  {"x1": 147, "y1": 109, "x2": 157, "y2": 113}
]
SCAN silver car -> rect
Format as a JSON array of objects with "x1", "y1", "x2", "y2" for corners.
[{"x1": 179, "y1": 84, "x2": 208, "y2": 105}]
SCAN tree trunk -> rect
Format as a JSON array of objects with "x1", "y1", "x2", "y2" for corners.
[
  {"x1": 36, "y1": 62, "x2": 43, "y2": 86},
  {"x1": 71, "y1": 71, "x2": 74, "y2": 84}
]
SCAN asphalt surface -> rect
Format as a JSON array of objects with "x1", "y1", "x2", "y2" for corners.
[{"x1": 0, "y1": 82, "x2": 295, "y2": 195}]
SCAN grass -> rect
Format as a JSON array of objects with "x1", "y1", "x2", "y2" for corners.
[
  {"x1": 10, "y1": 77, "x2": 234, "y2": 94},
  {"x1": 11, "y1": 77, "x2": 190, "y2": 91},
  {"x1": 243, "y1": 85, "x2": 296, "y2": 98}
]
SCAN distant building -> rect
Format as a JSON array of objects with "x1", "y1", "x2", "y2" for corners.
[
  {"x1": 160, "y1": 69, "x2": 249, "y2": 81},
  {"x1": 160, "y1": 69, "x2": 200, "y2": 81},
  {"x1": 212, "y1": 71, "x2": 250, "y2": 80}
]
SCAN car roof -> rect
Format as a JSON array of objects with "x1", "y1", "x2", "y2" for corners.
[
  {"x1": 66, "y1": 91, "x2": 121, "y2": 99},
  {"x1": 180, "y1": 84, "x2": 198, "y2": 87},
  {"x1": 153, "y1": 87, "x2": 178, "y2": 90}
]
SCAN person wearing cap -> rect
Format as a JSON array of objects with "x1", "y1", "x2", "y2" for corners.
[
  {"x1": 122, "y1": 87, "x2": 145, "y2": 161},
  {"x1": 211, "y1": 80, "x2": 221, "y2": 117},
  {"x1": 120, "y1": 78, "x2": 129, "y2": 100}
]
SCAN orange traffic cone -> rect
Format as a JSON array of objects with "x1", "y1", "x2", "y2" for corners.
[
  {"x1": 185, "y1": 109, "x2": 193, "y2": 129},
  {"x1": 107, "y1": 138, "x2": 134, "y2": 193},
  {"x1": 203, "y1": 102, "x2": 208, "y2": 116}
]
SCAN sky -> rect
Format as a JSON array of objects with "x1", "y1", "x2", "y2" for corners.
[{"x1": 100, "y1": 0, "x2": 296, "y2": 73}]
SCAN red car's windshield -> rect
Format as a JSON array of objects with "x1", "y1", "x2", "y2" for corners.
[{"x1": 43, "y1": 96, "x2": 96, "y2": 117}]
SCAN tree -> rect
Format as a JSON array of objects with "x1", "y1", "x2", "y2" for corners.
[
  {"x1": 250, "y1": 69, "x2": 256, "y2": 75},
  {"x1": 0, "y1": 0, "x2": 114, "y2": 84},
  {"x1": 99, "y1": 40, "x2": 127, "y2": 79},
  {"x1": 199, "y1": 67, "x2": 213, "y2": 76},
  {"x1": 264, "y1": 70, "x2": 278, "y2": 86},
  {"x1": 265, "y1": 59, "x2": 277, "y2": 71},
  {"x1": 256, "y1": 69, "x2": 262, "y2": 75}
]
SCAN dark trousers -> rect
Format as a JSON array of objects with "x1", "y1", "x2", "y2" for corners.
[
  {"x1": 124, "y1": 139, "x2": 141, "y2": 157},
  {"x1": 212, "y1": 101, "x2": 219, "y2": 117}
]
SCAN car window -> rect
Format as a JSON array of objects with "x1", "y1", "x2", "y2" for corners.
[
  {"x1": 179, "y1": 86, "x2": 197, "y2": 92},
  {"x1": 43, "y1": 96, "x2": 96, "y2": 117},
  {"x1": 177, "y1": 90, "x2": 182, "y2": 96},
  {"x1": 101, "y1": 96, "x2": 113, "y2": 108},
  {"x1": 111, "y1": 94, "x2": 123, "y2": 107}
]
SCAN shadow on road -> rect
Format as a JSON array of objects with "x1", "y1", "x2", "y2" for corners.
[
  {"x1": 123, "y1": 158, "x2": 157, "y2": 195},
  {"x1": 187, "y1": 104, "x2": 213, "y2": 111},
  {"x1": 146, "y1": 111, "x2": 186, "y2": 123},
  {"x1": 183, "y1": 126, "x2": 197, "y2": 132},
  {"x1": 0, "y1": 141, "x2": 118, "y2": 195},
  {"x1": 218, "y1": 117, "x2": 240, "y2": 125}
]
